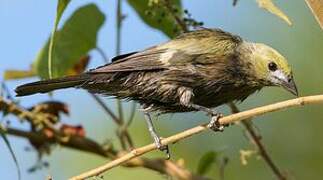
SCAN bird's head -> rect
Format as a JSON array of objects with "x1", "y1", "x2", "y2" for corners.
[{"x1": 240, "y1": 42, "x2": 298, "y2": 96}]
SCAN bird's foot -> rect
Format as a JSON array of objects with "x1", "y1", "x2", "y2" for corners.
[
  {"x1": 207, "y1": 113, "x2": 225, "y2": 132},
  {"x1": 153, "y1": 136, "x2": 170, "y2": 159}
]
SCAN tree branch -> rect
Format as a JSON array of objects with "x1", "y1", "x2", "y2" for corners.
[
  {"x1": 228, "y1": 102, "x2": 286, "y2": 180},
  {"x1": 6, "y1": 127, "x2": 206, "y2": 180},
  {"x1": 1, "y1": 97, "x2": 205, "y2": 180},
  {"x1": 70, "y1": 94, "x2": 323, "y2": 180}
]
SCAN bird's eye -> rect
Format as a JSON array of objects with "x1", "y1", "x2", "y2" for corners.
[{"x1": 268, "y1": 62, "x2": 278, "y2": 71}]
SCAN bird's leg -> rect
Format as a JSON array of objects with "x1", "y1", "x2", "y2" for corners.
[
  {"x1": 178, "y1": 87, "x2": 225, "y2": 132},
  {"x1": 143, "y1": 112, "x2": 170, "y2": 159},
  {"x1": 189, "y1": 104, "x2": 225, "y2": 132}
]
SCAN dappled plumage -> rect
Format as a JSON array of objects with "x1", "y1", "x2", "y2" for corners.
[{"x1": 15, "y1": 28, "x2": 297, "y2": 114}]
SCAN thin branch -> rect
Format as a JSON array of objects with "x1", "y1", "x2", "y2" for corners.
[
  {"x1": 95, "y1": 47, "x2": 109, "y2": 63},
  {"x1": 1, "y1": 98, "x2": 207, "y2": 180},
  {"x1": 6, "y1": 127, "x2": 114, "y2": 158},
  {"x1": 70, "y1": 94, "x2": 323, "y2": 180},
  {"x1": 6, "y1": 127, "x2": 206, "y2": 180},
  {"x1": 126, "y1": 103, "x2": 137, "y2": 127},
  {"x1": 89, "y1": 93, "x2": 134, "y2": 148},
  {"x1": 0, "y1": 97, "x2": 56, "y2": 131},
  {"x1": 115, "y1": 0, "x2": 124, "y2": 124},
  {"x1": 89, "y1": 94, "x2": 121, "y2": 125},
  {"x1": 228, "y1": 102, "x2": 286, "y2": 180}
]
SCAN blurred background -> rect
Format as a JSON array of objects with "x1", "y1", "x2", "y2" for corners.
[{"x1": 1, "y1": 0, "x2": 323, "y2": 179}]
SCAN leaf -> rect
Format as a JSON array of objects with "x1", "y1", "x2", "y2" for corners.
[
  {"x1": 0, "y1": 125, "x2": 21, "y2": 180},
  {"x1": 65, "y1": 55, "x2": 90, "y2": 75},
  {"x1": 48, "y1": 0, "x2": 71, "y2": 78},
  {"x1": 305, "y1": 0, "x2": 323, "y2": 30},
  {"x1": 34, "y1": 4, "x2": 105, "y2": 79},
  {"x1": 127, "y1": 0, "x2": 182, "y2": 38},
  {"x1": 257, "y1": 0, "x2": 292, "y2": 26},
  {"x1": 3, "y1": 55, "x2": 89, "y2": 80},
  {"x1": 3, "y1": 69, "x2": 36, "y2": 80},
  {"x1": 196, "y1": 151, "x2": 218, "y2": 175}
]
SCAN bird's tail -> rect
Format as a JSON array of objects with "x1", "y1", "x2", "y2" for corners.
[{"x1": 15, "y1": 74, "x2": 90, "y2": 96}]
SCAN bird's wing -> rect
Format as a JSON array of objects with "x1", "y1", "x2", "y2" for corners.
[
  {"x1": 90, "y1": 29, "x2": 242, "y2": 73},
  {"x1": 89, "y1": 48, "x2": 169, "y2": 73}
]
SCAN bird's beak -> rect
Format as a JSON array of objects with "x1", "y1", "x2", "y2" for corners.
[{"x1": 281, "y1": 76, "x2": 298, "y2": 96}]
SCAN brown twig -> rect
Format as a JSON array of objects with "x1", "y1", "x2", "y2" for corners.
[
  {"x1": 6, "y1": 127, "x2": 114, "y2": 158},
  {"x1": 70, "y1": 95, "x2": 323, "y2": 180},
  {"x1": 0, "y1": 97, "x2": 207, "y2": 180},
  {"x1": 89, "y1": 93, "x2": 134, "y2": 149},
  {"x1": 0, "y1": 97, "x2": 56, "y2": 131},
  {"x1": 90, "y1": 94, "x2": 121, "y2": 125},
  {"x1": 115, "y1": 0, "x2": 125, "y2": 124},
  {"x1": 6, "y1": 127, "x2": 207, "y2": 180},
  {"x1": 228, "y1": 102, "x2": 286, "y2": 180}
]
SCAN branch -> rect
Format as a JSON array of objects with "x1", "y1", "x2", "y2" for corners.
[
  {"x1": 228, "y1": 102, "x2": 286, "y2": 180},
  {"x1": 70, "y1": 94, "x2": 323, "y2": 179},
  {"x1": 1, "y1": 97, "x2": 205, "y2": 180},
  {"x1": 0, "y1": 97, "x2": 56, "y2": 131},
  {"x1": 6, "y1": 127, "x2": 206, "y2": 180},
  {"x1": 6, "y1": 127, "x2": 113, "y2": 158}
]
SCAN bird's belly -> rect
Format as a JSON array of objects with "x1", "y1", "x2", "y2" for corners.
[
  {"x1": 139, "y1": 85, "x2": 259, "y2": 113},
  {"x1": 192, "y1": 85, "x2": 259, "y2": 108}
]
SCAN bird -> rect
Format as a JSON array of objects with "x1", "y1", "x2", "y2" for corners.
[{"x1": 15, "y1": 28, "x2": 298, "y2": 157}]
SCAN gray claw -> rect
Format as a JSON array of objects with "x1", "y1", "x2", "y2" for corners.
[
  {"x1": 207, "y1": 114, "x2": 224, "y2": 132},
  {"x1": 154, "y1": 137, "x2": 170, "y2": 159}
]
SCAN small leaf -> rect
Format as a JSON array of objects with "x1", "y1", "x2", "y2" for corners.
[
  {"x1": 0, "y1": 125, "x2": 21, "y2": 180},
  {"x1": 4, "y1": 55, "x2": 89, "y2": 81},
  {"x1": 48, "y1": 0, "x2": 71, "y2": 78},
  {"x1": 196, "y1": 151, "x2": 218, "y2": 175},
  {"x1": 127, "y1": 0, "x2": 183, "y2": 38},
  {"x1": 35, "y1": 4, "x2": 105, "y2": 79},
  {"x1": 305, "y1": 0, "x2": 323, "y2": 30},
  {"x1": 3, "y1": 69, "x2": 36, "y2": 80},
  {"x1": 257, "y1": 0, "x2": 292, "y2": 26},
  {"x1": 65, "y1": 55, "x2": 90, "y2": 75}
]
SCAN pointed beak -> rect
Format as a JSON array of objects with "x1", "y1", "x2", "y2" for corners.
[{"x1": 281, "y1": 76, "x2": 298, "y2": 96}]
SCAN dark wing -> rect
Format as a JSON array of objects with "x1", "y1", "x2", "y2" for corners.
[
  {"x1": 90, "y1": 48, "x2": 168, "y2": 73},
  {"x1": 90, "y1": 28, "x2": 242, "y2": 73}
]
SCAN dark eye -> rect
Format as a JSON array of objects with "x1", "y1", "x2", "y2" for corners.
[{"x1": 268, "y1": 62, "x2": 277, "y2": 71}]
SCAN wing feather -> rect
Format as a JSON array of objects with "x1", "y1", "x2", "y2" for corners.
[{"x1": 89, "y1": 28, "x2": 242, "y2": 73}]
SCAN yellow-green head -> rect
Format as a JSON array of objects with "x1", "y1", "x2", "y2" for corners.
[{"x1": 239, "y1": 42, "x2": 298, "y2": 96}]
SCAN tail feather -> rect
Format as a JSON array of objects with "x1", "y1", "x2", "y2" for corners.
[{"x1": 15, "y1": 74, "x2": 89, "y2": 96}]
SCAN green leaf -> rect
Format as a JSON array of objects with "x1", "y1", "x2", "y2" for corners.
[
  {"x1": 196, "y1": 151, "x2": 218, "y2": 175},
  {"x1": 35, "y1": 3, "x2": 105, "y2": 79},
  {"x1": 0, "y1": 125, "x2": 21, "y2": 180},
  {"x1": 48, "y1": 0, "x2": 71, "y2": 78},
  {"x1": 3, "y1": 69, "x2": 36, "y2": 80},
  {"x1": 127, "y1": 0, "x2": 182, "y2": 38}
]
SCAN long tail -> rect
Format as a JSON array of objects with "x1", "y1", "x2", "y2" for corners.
[{"x1": 15, "y1": 74, "x2": 90, "y2": 96}]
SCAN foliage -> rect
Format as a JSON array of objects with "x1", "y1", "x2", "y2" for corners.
[
  {"x1": 0, "y1": 125, "x2": 21, "y2": 180},
  {"x1": 34, "y1": 4, "x2": 105, "y2": 79},
  {"x1": 127, "y1": 0, "x2": 183, "y2": 38}
]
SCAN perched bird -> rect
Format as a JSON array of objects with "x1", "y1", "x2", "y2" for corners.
[{"x1": 15, "y1": 28, "x2": 298, "y2": 157}]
